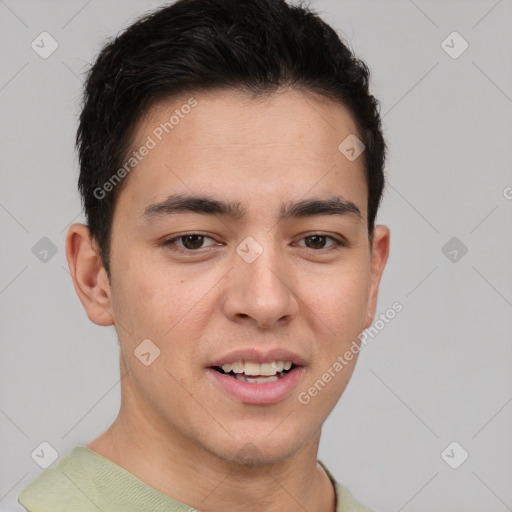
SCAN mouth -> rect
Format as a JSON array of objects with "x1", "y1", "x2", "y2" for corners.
[
  {"x1": 206, "y1": 359, "x2": 305, "y2": 405},
  {"x1": 211, "y1": 360, "x2": 297, "y2": 384}
]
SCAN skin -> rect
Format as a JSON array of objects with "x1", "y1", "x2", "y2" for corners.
[{"x1": 66, "y1": 87, "x2": 390, "y2": 512}]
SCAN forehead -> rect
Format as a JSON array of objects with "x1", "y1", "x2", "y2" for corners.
[
  {"x1": 118, "y1": 88, "x2": 367, "y2": 217},
  {"x1": 138, "y1": 87, "x2": 360, "y2": 153}
]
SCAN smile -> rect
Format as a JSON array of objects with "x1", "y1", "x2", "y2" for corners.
[
  {"x1": 213, "y1": 360, "x2": 295, "y2": 383},
  {"x1": 207, "y1": 362, "x2": 305, "y2": 405}
]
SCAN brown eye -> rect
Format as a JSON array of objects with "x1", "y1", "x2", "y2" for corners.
[
  {"x1": 181, "y1": 235, "x2": 206, "y2": 249},
  {"x1": 164, "y1": 234, "x2": 217, "y2": 251},
  {"x1": 298, "y1": 235, "x2": 344, "y2": 250},
  {"x1": 304, "y1": 235, "x2": 328, "y2": 249}
]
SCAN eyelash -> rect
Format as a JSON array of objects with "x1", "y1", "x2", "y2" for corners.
[{"x1": 162, "y1": 233, "x2": 346, "y2": 253}]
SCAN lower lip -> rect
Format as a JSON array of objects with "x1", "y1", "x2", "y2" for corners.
[{"x1": 206, "y1": 367, "x2": 305, "y2": 405}]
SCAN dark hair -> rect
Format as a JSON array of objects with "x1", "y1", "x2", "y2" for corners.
[{"x1": 77, "y1": 0, "x2": 386, "y2": 278}]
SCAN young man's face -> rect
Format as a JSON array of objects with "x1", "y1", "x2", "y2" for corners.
[{"x1": 70, "y1": 88, "x2": 389, "y2": 465}]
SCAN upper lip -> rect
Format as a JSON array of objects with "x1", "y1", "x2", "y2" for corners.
[{"x1": 208, "y1": 348, "x2": 307, "y2": 368}]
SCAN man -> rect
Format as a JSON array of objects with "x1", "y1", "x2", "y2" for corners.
[{"x1": 18, "y1": 0, "x2": 389, "y2": 510}]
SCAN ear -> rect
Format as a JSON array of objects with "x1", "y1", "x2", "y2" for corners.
[
  {"x1": 65, "y1": 223, "x2": 114, "y2": 326},
  {"x1": 364, "y1": 225, "x2": 390, "y2": 329}
]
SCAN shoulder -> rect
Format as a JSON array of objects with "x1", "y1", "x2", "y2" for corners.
[
  {"x1": 334, "y1": 484, "x2": 374, "y2": 512},
  {"x1": 17, "y1": 446, "x2": 192, "y2": 512},
  {"x1": 17, "y1": 447, "x2": 104, "y2": 512},
  {"x1": 318, "y1": 460, "x2": 374, "y2": 512}
]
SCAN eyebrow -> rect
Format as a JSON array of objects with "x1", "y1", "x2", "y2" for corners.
[{"x1": 142, "y1": 193, "x2": 363, "y2": 222}]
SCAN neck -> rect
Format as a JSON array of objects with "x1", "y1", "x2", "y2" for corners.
[{"x1": 87, "y1": 368, "x2": 336, "y2": 512}]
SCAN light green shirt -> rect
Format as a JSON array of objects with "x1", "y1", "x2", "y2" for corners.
[{"x1": 18, "y1": 446, "x2": 373, "y2": 512}]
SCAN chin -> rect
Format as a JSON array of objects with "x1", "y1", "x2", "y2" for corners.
[{"x1": 210, "y1": 434, "x2": 306, "y2": 468}]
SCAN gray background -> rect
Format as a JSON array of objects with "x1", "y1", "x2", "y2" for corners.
[{"x1": 1, "y1": 0, "x2": 511, "y2": 510}]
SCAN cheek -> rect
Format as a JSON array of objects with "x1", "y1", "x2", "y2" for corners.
[
  {"x1": 310, "y1": 265, "x2": 370, "y2": 399},
  {"x1": 110, "y1": 252, "x2": 185, "y2": 329},
  {"x1": 305, "y1": 262, "x2": 371, "y2": 341},
  {"x1": 111, "y1": 256, "x2": 220, "y2": 371}
]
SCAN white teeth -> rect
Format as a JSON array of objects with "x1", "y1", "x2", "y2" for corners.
[
  {"x1": 231, "y1": 361, "x2": 242, "y2": 373},
  {"x1": 222, "y1": 363, "x2": 232, "y2": 373},
  {"x1": 219, "y1": 360, "x2": 294, "y2": 376},
  {"x1": 244, "y1": 361, "x2": 260, "y2": 376},
  {"x1": 259, "y1": 362, "x2": 277, "y2": 376},
  {"x1": 235, "y1": 374, "x2": 279, "y2": 384}
]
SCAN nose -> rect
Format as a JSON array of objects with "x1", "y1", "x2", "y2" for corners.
[{"x1": 222, "y1": 239, "x2": 299, "y2": 329}]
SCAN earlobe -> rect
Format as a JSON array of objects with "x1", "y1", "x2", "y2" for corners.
[
  {"x1": 364, "y1": 225, "x2": 390, "y2": 330},
  {"x1": 65, "y1": 223, "x2": 114, "y2": 326}
]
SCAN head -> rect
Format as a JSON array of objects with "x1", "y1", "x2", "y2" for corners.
[{"x1": 67, "y1": 0, "x2": 389, "y2": 465}]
